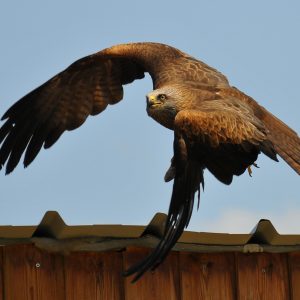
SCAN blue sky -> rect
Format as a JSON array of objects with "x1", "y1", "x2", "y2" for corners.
[{"x1": 0, "y1": 1, "x2": 299, "y2": 233}]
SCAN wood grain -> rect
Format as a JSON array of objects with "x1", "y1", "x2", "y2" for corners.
[
  {"x1": 3, "y1": 244, "x2": 65, "y2": 300},
  {"x1": 123, "y1": 247, "x2": 180, "y2": 300},
  {"x1": 180, "y1": 252, "x2": 236, "y2": 300},
  {"x1": 1, "y1": 243, "x2": 299, "y2": 299},
  {"x1": 64, "y1": 251, "x2": 124, "y2": 300},
  {"x1": 236, "y1": 252, "x2": 290, "y2": 300},
  {"x1": 288, "y1": 252, "x2": 300, "y2": 300},
  {"x1": 0, "y1": 247, "x2": 4, "y2": 300}
]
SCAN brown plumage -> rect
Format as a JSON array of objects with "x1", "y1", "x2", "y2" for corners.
[{"x1": 0, "y1": 42, "x2": 299, "y2": 281}]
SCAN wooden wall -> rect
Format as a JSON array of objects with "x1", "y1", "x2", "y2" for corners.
[{"x1": 0, "y1": 244, "x2": 299, "y2": 299}]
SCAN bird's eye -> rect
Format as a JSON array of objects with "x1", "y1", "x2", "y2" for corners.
[{"x1": 158, "y1": 94, "x2": 166, "y2": 101}]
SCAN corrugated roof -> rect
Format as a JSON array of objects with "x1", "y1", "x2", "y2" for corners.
[{"x1": 0, "y1": 211, "x2": 300, "y2": 253}]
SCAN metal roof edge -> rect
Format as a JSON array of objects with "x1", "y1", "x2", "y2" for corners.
[
  {"x1": 0, "y1": 211, "x2": 299, "y2": 253},
  {"x1": 33, "y1": 211, "x2": 66, "y2": 238}
]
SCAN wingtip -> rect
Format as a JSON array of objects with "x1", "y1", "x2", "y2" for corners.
[
  {"x1": 0, "y1": 163, "x2": 11, "y2": 176},
  {"x1": 4, "y1": 161, "x2": 17, "y2": 175},
  {"x1": 23, "y1": 154, "x2": 33, "y2": 169},
  {"x1": 0, "y1": 114, "x2": 7, "y2": 121}
]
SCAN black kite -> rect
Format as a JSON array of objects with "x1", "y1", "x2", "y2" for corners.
[{"x1": 0, "y1": 42, "x2": 299, "y2": 281}]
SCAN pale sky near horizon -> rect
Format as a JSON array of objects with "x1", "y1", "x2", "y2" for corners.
[{"x1": 0, "y1": 1, "x2": 299, "y2": 233}]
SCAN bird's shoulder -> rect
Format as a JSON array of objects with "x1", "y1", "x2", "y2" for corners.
[{"x1": 174, "y1": 87, "x2": 268, "y2": 147}]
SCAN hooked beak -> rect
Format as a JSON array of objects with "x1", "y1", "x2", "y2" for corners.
[{"x1": 146, "y1": 95, "x2": 161, "y2": 109}]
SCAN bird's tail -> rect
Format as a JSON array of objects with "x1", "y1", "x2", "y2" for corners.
[
  {"x1": 263, "y1": 109, "x2": 300, "y2": 175},
  {"x1": 124, "y1": 134, "x2": 204, "y2": 282},
  {"x1": 124, "y1": 161, "x2": 203, "y2": 282}
]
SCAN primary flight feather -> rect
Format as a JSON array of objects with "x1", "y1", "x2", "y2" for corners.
[{"x1": 1, "y1": 42, "x2": 299, "y2": 281}]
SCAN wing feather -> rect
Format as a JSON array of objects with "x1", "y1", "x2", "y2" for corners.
[
  {"x1": 175, "y1": 99, "x2": 278, "y2": 184},
  {"x1": 221, "y1": 87, "x2": 300, "y2": 174},
  {"x1": 0, "y1": 53, "x2": 145, "y2": 173},
  {"x1": 259, "y1": 111, "x2": 300, "y2": 174},
  {"x1": 0, "y1": 42, "x2": 232, "y2": 173}
]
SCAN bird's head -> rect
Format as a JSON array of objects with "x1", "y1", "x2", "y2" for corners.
[{"x1": 146, "y1": 86, "x2": 181, "y2": 129}]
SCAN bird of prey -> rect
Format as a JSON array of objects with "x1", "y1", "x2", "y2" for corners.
[{"x1": 0, "y1": 42, "x2": 299, "y2": 281}]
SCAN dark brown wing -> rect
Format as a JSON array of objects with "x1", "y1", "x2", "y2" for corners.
[
  {"x1": 124, "y1": 133, "x2": 204, "y2": 282},
  {"x1": 222, "y1": 87, "x2": 300, "y2": 175},
  {"x1": 0, "y1": 42, "x2": 231, "y2": 174},
  {"x1": 0, "y1": 54, "x2": 147, "y2": 174},
  {"x1": 175, "y1": 99, "x2": 278, "y2": 184},
  {"x1": 262, "y1": 111, "x2": 300, "y2": 174}
]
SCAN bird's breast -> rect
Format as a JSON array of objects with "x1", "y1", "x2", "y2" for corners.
[{"x1": 147, "y1": 107, "x2": 176, "y2": 130}]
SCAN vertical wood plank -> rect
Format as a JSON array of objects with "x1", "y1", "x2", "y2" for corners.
[
  {"x1": 288, "y1": 252, "x2": 300, "y2": 300},
  {"x1": 236, "y1": 252, "x2": 289, "y2": 300},
  {"x1": 0, "y1": 247, "x2": 4, "y2": 300},
  {"x1": 64, "y1": 251, "x2": 124, "y2": 300},
  {"x1": 3, "y1": 244, "x2": 65, "y2": 300},
  {"x1": 123, "y1": 247, "x2": 180, "y2": 300},
  {"x1": 180, "y1": 252, "x2": 236, "y2": 300}
]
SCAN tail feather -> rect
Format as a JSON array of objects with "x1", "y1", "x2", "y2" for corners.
[
  {"x1": 124, "y1": 161, "x2": 203, "y2": 282},
  {"x1": 124, "y1": 135, "x2": 203, "y2": 282}
]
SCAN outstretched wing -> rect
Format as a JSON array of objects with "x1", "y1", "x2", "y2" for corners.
[
  {"x1": 176, "y1": 98, "x2": 278, "y2": 184},
  {"x1": 124, "y1": 134, "x2": 204, "y2": 282},
  {"x1": 262, "y1": 111, "x2": 300, "y2": 174},
  {"x1": 0, "y1": 54, "x2": 147, "y2": 174},
  {"x1": 220, "y1": 87, "x2": 300, "y2": 175},
  {"x1": 0, "y1": 42, "x2": 231, "y2": 174}
]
